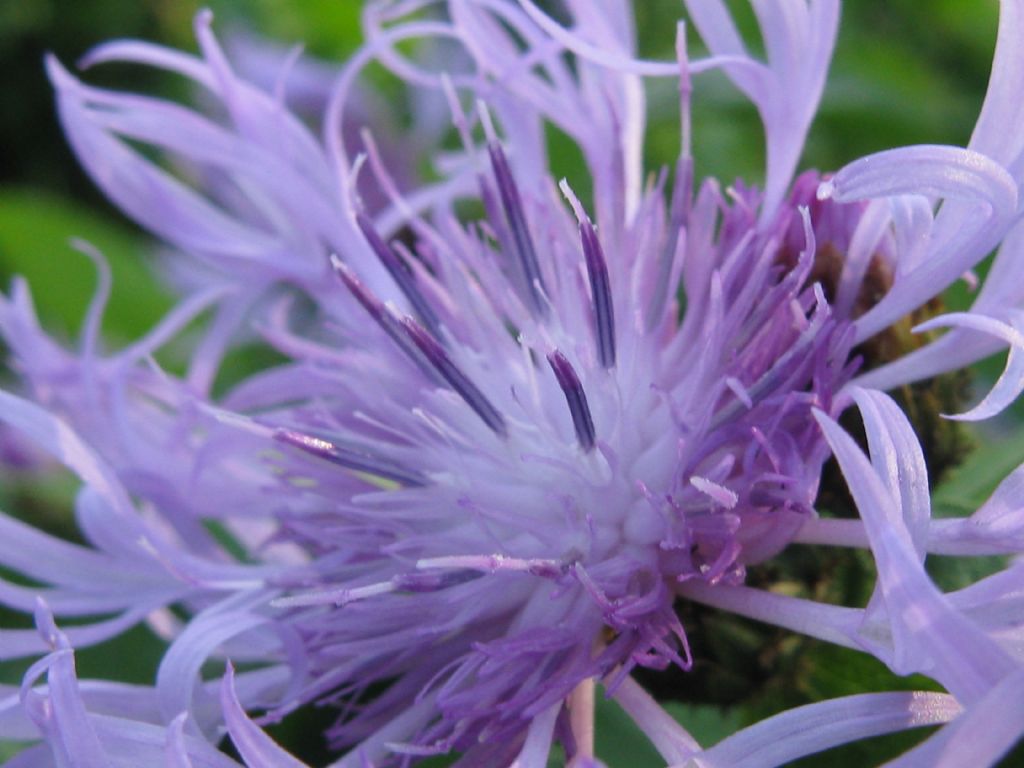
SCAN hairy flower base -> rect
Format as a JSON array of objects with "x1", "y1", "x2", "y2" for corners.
[{"x1": 3, "y1": 0, "x2": 1024, "y2": 766}]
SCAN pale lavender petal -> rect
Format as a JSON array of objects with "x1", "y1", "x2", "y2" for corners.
[
  {"x1": 80, "y1": 40, "x2": 216, "y2": 88},
  {"x1": 164, "y1": 713, "x2": 196, "y2": 768},
  {"x1": 820, "y1": 146, "x2": 1017, "y2": 220},
  {"x1": 677, "y1": 581, "x2": 863, "y2": 651},
  {"x1": 49, "y1": 59, "x2": 288, "y2": 267},
  {"x1": 856, "y1": 218, "x2": 1024, "y2": 390},
  {"x1": 0, "y1": 390, "x2": 134, "y2": 515},
  {"x1": 815, "y1": 406, "x2": 1018, "y2": 701},
  {"x1": 945, "y1": 562, "x2": 1024, "y2": 644},
  {"x1": 156, "y1": 595, "x2": 272, "y2": 726},
  {"x1": 796, "y1": 512, "x2": 1024, "y2": 558},
  {"x1": 882, "y1": 666, "x2": 1024, "y2": 768},
  {"x1": 220, "y1": 664, "x2": 307, "y2": 768},
  {"x1": 822, "y1": 146, "x2": 1018, "y2": 342},
  {"x1": 508, "y1": 701, "x2": 560, "y2": 768},
  {"x1": 516, "y1": 0, "x2": 681, "y2": 76},
  {"x1": 611, "y1": 676, "x2": 700, "y2": 764},
  {"x1": 911, "y1": 312, "x2": 1024, "y2": 420},
  {"x1": 687, "y1": 692, "x2": 960, "y2": 768},
  {"x1": 929, "y1": 461, "x2": 1024, "y2": 556},
  {"x1": 21, "y1": 604, "x2": 109, "y2": 768},
  {"x1": 848, "y1": 388, "x2": 930, "y2": 556},
  {"x1": 969, "y1": 0, "x2": 1024, "y2": 174},
  {"x1": 686, "y1": 0, "x2": 839, "y2": 220}
]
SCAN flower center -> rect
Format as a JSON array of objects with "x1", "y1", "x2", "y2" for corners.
[{"x1": 267, "y1": 154, "x2": 974, "y2": 750}]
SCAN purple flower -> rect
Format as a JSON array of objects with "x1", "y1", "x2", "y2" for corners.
[{"x1": 3, "y1": 1, "x2": 1024, "y2": 765}]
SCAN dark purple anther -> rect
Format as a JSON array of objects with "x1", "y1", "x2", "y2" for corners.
[
  {"x1": 355, "y1": 212, "x2": 442, "y2": 337},
  {"x1": 401, "y1": 317, "x2": 509, "y2": 438},
  {"x1": 488, "y1": 142, "x2": 548, "y2": 317},
  {"x1": 547, "y1": 351, "x2": 596, "y2": 452},
  {"x1": 333, "y1": 256, "x2": 394, "y2": 328},
  {"x1": 275, "y1": 428, "x2": 428, "y2": 487},
  {"x1": 579, "y1": 219, "x2": 616, "y2": 368},
  {"x1": 331, "y1": 256, "x2": 442, "y2": 384}
]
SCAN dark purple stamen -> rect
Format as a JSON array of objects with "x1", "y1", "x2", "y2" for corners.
[
  {"x1": 579, "y1": 219, "x2": 616, "y2": 368},
  {"x1": 275, "y1": 428, "x2": 428, "y2": 487},
  {"x1": 401, "y1": 317, "x2": 509, "y2": 438},
  {"x1": 331, "y1": 257, "x2": 441, "y2": 383},
  {"x1": 355, "y1": 212, "x2": 442, "y2": 337},
  {"x1": 487, "y1": 142, "x2": 548, "y2": 317},
  {"x1": 547, "y1": 351, "x2": 596, "y2": 452},
  {"x1": 480, "y1": 176, "x2": 527, "y2": 293}
]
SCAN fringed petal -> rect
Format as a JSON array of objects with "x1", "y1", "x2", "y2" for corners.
[
  {"x1": 911, "y1": 311, "x2": 1024, "y2": 420},
  {"x1": 156, "y1": 594, "x2": 273, "y2": 728},
  {"x1": 816, "y1": 400, "x2": 1018, "y2": 702},
  {"x1": 220, "y1": 665, "x2": 306, "y2": 768},
  {"x1": 685, "y1": 0, "x2": 839, "y2": 221},
  {"x1": 824, "y1": 145, "x2": 1018, "y2": 343}
]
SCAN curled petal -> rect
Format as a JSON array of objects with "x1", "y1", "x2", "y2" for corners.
[
  {"x1": 969, "y1": 0, "x2": 1024, "y2": 172},
  {"x1": 822, "y1": 145, "x2": 1018, "y2": 342},
  {"x1": 930, "y1": 460, "x2": 1024, "y2": 557},
  {"x1": 157, "y1": 595, "x2": 272, "y2": 727},
  {"x1": 912, "y1": 312, "x2": 1024, "y2": 420},
  {"x1": 164, "y1": 713, "x2": 196, "y2": 768},
  {"x1": 21, "y1": 608, "x2": 107, "y2": 768},
  {"x1": 821, "y1": 146, "x2": 1017, "y2": 215},
  {"x1": 815, "y1": 403, "x2": 1018, "y2": 702},
  {"x1": 855, "y1": 214, "x2": 1024, "y2": 391},
  {"x1": 220, "y1": 664, "x2": 307, "y2": 768}
]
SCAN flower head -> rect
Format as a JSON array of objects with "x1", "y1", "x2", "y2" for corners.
[{"x1": 3, "y1": 1, "x2": 1024, "y2": 766}]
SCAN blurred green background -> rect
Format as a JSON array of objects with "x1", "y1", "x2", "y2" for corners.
[{"x1": 2, "y1": 1, "x2": 1022, "y2": 766}]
